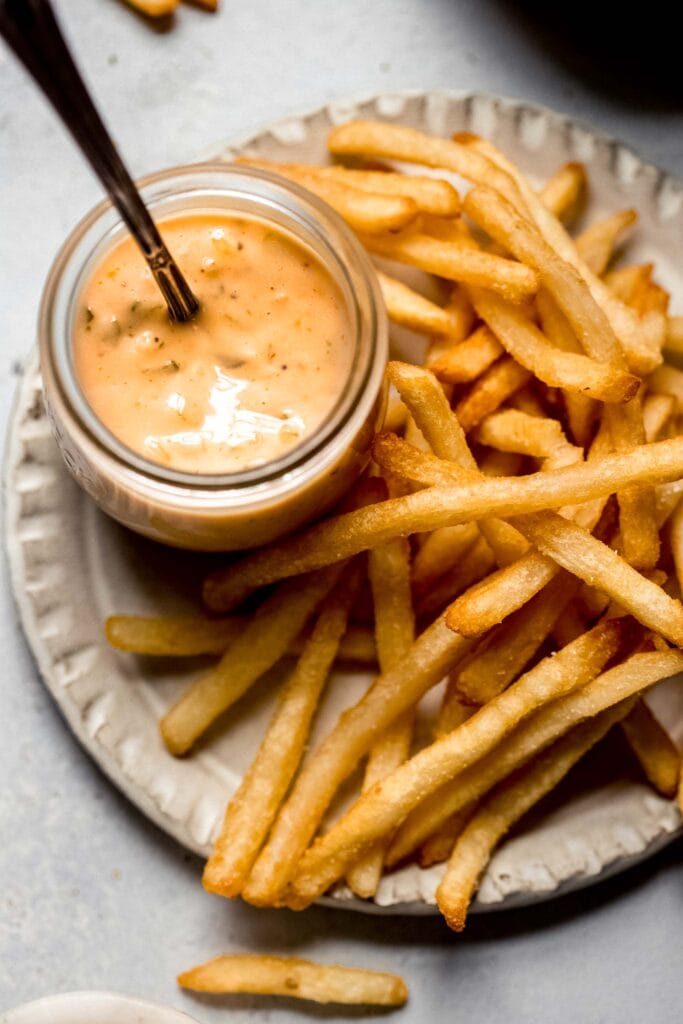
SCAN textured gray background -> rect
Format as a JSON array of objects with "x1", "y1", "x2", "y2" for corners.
[{"x1": 1, "y1": 1, "x2": 682, "y2": 1021}]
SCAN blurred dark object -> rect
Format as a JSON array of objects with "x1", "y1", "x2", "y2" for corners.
[{"x1": 503, "y1": 0, "x2": 683, "y2": 107}]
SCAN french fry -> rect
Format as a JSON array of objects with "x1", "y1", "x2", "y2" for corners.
[
  {"x1": 642, "y1": 393, "x2": 676, "y2": 443},
  {"x1": 605, "y1": 263, "x2": 653, "y2": 305},
  {"x1": 620, "y1": 699, "x2": 681, "y2": 798},
  {"x1": 203, "y1": 563, "x2": 362, "y2": 898},
  {"x1": 609, "y1": 396, "x2": 661, "y2": 571},
  {"x1": 411, "y1": 522, "x2": 480, "y2": 597},
  {"x1": 289, "y1": 619, "x2": 623, "y2": 906},
  {"x1": 246, "y1": 160, "x2": 460, "y2": 216},
  {"x1": 161, "y1": 566, "x2": 341, "y2": 756},
  {"x1": 670, "y1": 499, "x2": 683, "y2": 597},
  {"x1": 511, "y1": 511, "x2": 683, "y2": 645},
  {"x1": 474, "y1": 409, "x2": 575, "y2": 460},
  {"x1": 574, "y1": 209, "x2": 638, "y2": 275},
  {"x1": 388, "y1": 648, "x2": 683, "y2": 866},
  {"x1": 416, "y1": 535, "x2": 495, "y2": 623},
  {"x1": 434, "y1": 679, "x2": 476, "y2": 739},
  {"x1": 178, "y1": 955, "x2": 408, "y2": 1007},
  {"x1": 539, "y1": 162, "x2": 587, "y2": 223},
  {"x1": 664, "y1": 315, "x2": 683, "y2": 358},
  {"x1": 378, "y1": 273, "x2": 465, "y2": 337},
  {"x1": 347, "y1": 532, "x2": 415, "y2": 898},
  {"x1": 456, "y1": 133, "x2": 661, "y2": 374},
  {"x1": 464, "y1": 186, "x2": 624, "y2": 367},
  {"x1": 648, "y1": 364, "x2": 683, "y2": 410},
  {"x1": 362, "y1": 231, "x2": 539, "y2": 302},
  {"x1": 386, "y1": 361, "x2": 474, "y2": 468},
  {"x1": 454, "y1": 572, "x2": 580, "y2": 704},
  {"x1": 428, "y1": 325, "x2": 504, "y2": 384},
  {"x1": 124, "y1": 0, "x2": 178, "y2": 14},
  {"x1": 470, "y1": 286, "x2": 639, "y2": 402},
  {"x1": 454, "y1": 357, "x2": 532, "y2": 432},
  {"x1": 237, "y1": 158, "x2": 418, "y2": 233},
  {"x1": 436, "y1": 704, "x2": 632, "y2": 931},
  {"x1": 425, "y1": 286, "x2": 476, "y2": 368},
  {"x1": 241, "y1": 615, "x2": 473, "y2": 906},
  {"x1": 384, "y1": 396, "x2": 408, "y2": 434},
  {"x1": 418, "y1": 806, "x2": 475, "y2": 868},
  {"x1": 203, "y1": 437, "x2": 683, "y2": 612}
]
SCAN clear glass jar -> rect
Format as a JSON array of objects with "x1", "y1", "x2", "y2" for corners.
[{"x1": 39, "y1": 164, "x2": 387, "y2": 551}]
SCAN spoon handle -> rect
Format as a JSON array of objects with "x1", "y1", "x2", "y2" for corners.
[{"x1": 0, "y1": 0, "x2": 199, "y2": 322}]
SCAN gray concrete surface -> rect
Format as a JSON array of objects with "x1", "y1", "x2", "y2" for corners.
[{"x1": 1, "y1": 1, "x2": 682, "y2": 1021}]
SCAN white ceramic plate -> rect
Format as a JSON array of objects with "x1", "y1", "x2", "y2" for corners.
[
  {"x1": 6, "y1": 91, "x2": 683, "y2": 916},
  {"x1": 0, "y1": 991, "x2": 199, "y2": 1024}
]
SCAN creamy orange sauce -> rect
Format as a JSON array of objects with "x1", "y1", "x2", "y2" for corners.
[{"x1": 73, "y1": 212, "x2": 353, "y2": 474}]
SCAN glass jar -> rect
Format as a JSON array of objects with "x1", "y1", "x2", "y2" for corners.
[{"x1": 39, "y1": 164, "x2": 387, "y2": 551}]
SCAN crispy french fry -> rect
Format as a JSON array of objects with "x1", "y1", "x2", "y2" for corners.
[
  {"x1": 464, "y1": 186, "x2": 624, "y2": 367},
  {"x1": 455, "y1": 572, "x2": 580, "y2": 704},
  {"x1": 411, "y1": 522, "x2": 480, "y2": 596},
  {"x1": 416, "y1": 535, "x2": 495, "y2": 623},
  {"x1": 511, "y1": 511, "x2": 683, "y2": 646},
  {"x1": 620, "y1": 699, "x2": 680, "y2": 798},
  {"x1": 161, "y1": 567, "x2": 341, "y2": 756},
  {"x1": 386, "y1": 361, "x2": 474, "y2": 468},
  {"x1": 454, "y1": 357, "x2": 532, "y2": 432},
  {"x1": 378, "y1": 273, "x2": 464, "y2": 337},
  {"x1": 474, "y1": 409, "x2": 574, "y2": 460},
  {"x1": 203, "y1": 437, "x2": 683, "y2": 612},
  {"x1": 237, "y1": 158, "x2": 418, "y2": 233},
  {"x1": 574, "y1": 209, "x2": 637, "y2": 275},
  {"x1": 428, "y1": 325, "x2": 504, "y2": 384},
  {"x1": 670, "y1": 499, "x2": 683, "y2": 597},
  {"x1": 289, "y1": 619, "x2": 623, "y2": 906},
  {"x1": 648, "y1": 364, "x2": 683, "y2": 410},
  {"x1": 539, "y1": 162, "x2": 587, "y2": 223},
  {"x1": 178, "y1": 955, "x2": 408, "y2": 1006},
  {"x1": 362, "y1": 231, "x2": 539, "y2": 302},
  {"x1": 241, "y1": 615, "x2": 473, "y2": 906},
  {"x1": 470, "y1": 286, "x2": 638, "y2": 402},
  {"x1": 418, "y1": 806, "x2": 475, "y2": 868},
  {"x1": 664, "y1": 315, "x2": 683, "y2": 358},
  {"x1": 642, "y1": 393, "x2": 676, "y2": 443},
  {"x1": 609, "y1": 396, "x2": 661, "y2": 571},
  {"x1": 347, "y1": 533, "x2": 415, "y2": 898},
  {"x1": 436, "y1": 704, "x2": 631, "y2": 930},
  {"x1": 124, "y1": 0, "x2": 178, "y2": 14},
  {"x1": 203, "y1": 564, "x2": 362, "y2": 898},
  {"x1": 605, "y1": 264, "x2": 653, "y2": 305},
  {"x1": 388, "y1": 648, "x2": 683, "y2": 866},
  {"x1": 240, "y1": 158, "x2": 459, "y2": 215}
]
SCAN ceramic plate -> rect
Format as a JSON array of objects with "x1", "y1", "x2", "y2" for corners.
[{"x1": 6, "y1": 91, "x2": 683, "y2": 915}]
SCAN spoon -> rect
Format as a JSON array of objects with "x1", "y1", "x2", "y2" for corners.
[{"x1": 0, "y1": 0, "x2": 200, "y2": 323}]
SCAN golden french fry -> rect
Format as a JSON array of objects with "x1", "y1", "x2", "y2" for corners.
[
  {"x1": 470, "y1": 286, "x2": 639, "y2": 402},
  {"x1": 411, "y1": 522, "x2": 480, "y2": 596},
  {"x1": 455, "y1": 572, "x2": 580, "y2": 704},
  {"x1": 608, "y1": 397, "x2": 661, "y2": 571},
  {"x1": 204, "y1": 437, "x2": 683, "y2": 612},
  {"x1": 436, "y1": 704, "x2": 631, "y2": 930},
  {"x1": 454, "y1": 357, "x2": 532, "y2": 432},
  {"x1": 664, "y1": 315, "x2": 683, "y2": 358},
  {"x1": 362, "y1": 231, "x2": 539, "y2": 302},
  {"x1": 386, "y1": 361, "x2": 474, "y2": 468},
  {"x1": 203, "y1": 564, "x2": 362, "y2": 898},
  {"x1": 457, "y1": 133, "x2": 661, "y2": 374},
  {"x1": 642, "y1": 393, "x2": 676, "y2": 443},
  {"x1": 620, "y1": 699, "x2": 680, "y2": 798},
  {"x1": 464, "y1": 186, "x2": 624, "y2": 367},
  {"x1": 511, "y1": 511, "x2": 683, "y2": 645},
  {"x1": 419, "y1": 805, "x2": 475, "y2": 867},
  {"x1": 240, "y1": 158, "x2": 459, "y2": 215},
  {"x1": 178, "y1": 955, "x2": 408, "y2": 1007},
  {"x1": 474, "y1": 409, "x2": 574, "y2": 460},
  {"x1": 124, "y1": 0, "x2": 178, "y2": 14},
  {"x1": 605, "y1": 263, "x2": 653, "y2": 305},
  {"x1": 574, "y1": 209, "x2": 638, "y2": 275},
  {"x1": 648, "y1": 364, "x2": 683, "y2": 410},
  {"x1": 241, "y1": 615, "x2": 473, "y2": 906},
  {"x1": 347, "y1": 533, "x2": 415, "y2": 898},
  {"x1": 539, "y1": 162, "x2": 587, "y2": 223},
  {"x1": 670, "y1": 499, "x2": 683, "y2": 598},
  {"x1": 161, "y1": 566, "x2": 341, "y2": 756},
  {"x1": 288, "y1": 619, "x2": 623, "y2": 906},
  {"x1": 237, "y1": 158, "x2": 418, "y2": 233},
  {"x1": 416, "y1": 536, "x2": 495, "y2": 623},
  {"x1": 428, "y1": 325, "x2": 504, "y2": 384},
  {"x1": 378, "y1": 273, "x2": 464, "y2": 337},
  {"x1": 388, "y1": 648, "x2": 683, "y2": 866}
]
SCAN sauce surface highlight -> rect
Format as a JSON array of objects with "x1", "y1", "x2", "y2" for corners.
[{"x1": 73, "y1": 212, "x2": 354, "y2": 474}]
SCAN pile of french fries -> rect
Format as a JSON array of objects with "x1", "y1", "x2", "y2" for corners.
[{"x1": 109, "y1": 119, "x2": 683, "y2": 998}]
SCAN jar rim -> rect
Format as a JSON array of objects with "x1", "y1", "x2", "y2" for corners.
[{"x1": 39, "y1": 161, "x2": 387, "y2": 495}]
